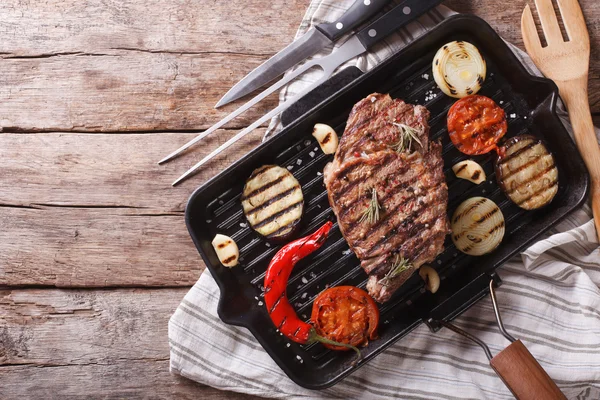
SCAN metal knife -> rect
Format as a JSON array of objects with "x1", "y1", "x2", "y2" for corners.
[
  {"x1": 215, "y1": 0, "x2": 392, "y2": 108},
  {"x1": 169, "y1": 0, "x2": 445, "y2": 185}
]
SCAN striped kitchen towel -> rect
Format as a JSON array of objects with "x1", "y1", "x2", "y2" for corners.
[{"x1": 169, "y1": 2, "x2": 600, "y2": 399}]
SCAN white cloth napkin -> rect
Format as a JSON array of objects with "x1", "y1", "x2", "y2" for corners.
[{"x1": 170, "y1": 3, "x2": 600, "y2": 399}]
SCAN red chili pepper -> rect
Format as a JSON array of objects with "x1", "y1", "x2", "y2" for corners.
[{"x1": 264, "y1": 222, "x2": 361, "y2": 357}]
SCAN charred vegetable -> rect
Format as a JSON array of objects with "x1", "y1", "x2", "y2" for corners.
[
  {"x1": 447, "y1": 95, "x2": 507, "y2": 155},
  {"x1": 211, "y1": 234, "x2": 239, "y2": 267},
  {"x1": 311, "y1": 286, "x2": 379, "y2": 351},
  {"x1": 241, "y1": 165, "x2": 303, "y2": 239},
  {"x1": 495, "y1": 135, "x2": 558, "y2": 210},
  {"x1": 453, "y1": 160, "x2": 486, "y2": 184},
  {"x1": 419, "y1": 265, "x2": 440, "y2": 294},
  {"x1": 433, "y1": 41, "x2": 486, "y2": 98},
  {"x1": 451, "y1": 197, "x2": 505, "y2": 256},
  {"x1": 312, "y1": 123, "x2": 339, "y2": 154},
  {"x1": 263, "y1": 222, "x2": 362, "y2": 358}
]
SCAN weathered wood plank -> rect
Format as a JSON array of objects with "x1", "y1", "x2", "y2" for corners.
[
  {"x1": 0, "y1": 0, "x2": 309, "y2": 132},
  {"x1": 0, "y1": 288, "x2": 261, "y2": 399},
  {"x1": 0, "y1": 131, "x2": 263, "y2": 210},
  {"x1": 0, "y1": 53, "x2": 281, "y2": 132},
  {"x1": 0, "y1": 208, "x2": 200, "y2": 287},
  {"x1": 0, "y1": 0, "x2": 309, "y2": 55}
]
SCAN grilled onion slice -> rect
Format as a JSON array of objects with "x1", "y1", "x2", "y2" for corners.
[
  {"x1": 433, "y1": 41, "x2": 486, "y2": 98},
  {"x1": 451, "y1": 197, "x2": 505, "y2": 256},
  {"x1": 495, "y1": 135, "x2": 558, "y2": 210},
  {"x1": 241, "y1": 165, "x2": 304, "y2": 239}
]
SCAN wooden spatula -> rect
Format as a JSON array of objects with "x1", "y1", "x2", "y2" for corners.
[{"x1": 522, "y1": 0, "x2": 600, "y2": 241}]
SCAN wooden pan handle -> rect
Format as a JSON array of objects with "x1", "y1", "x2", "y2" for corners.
[{"x1": 490, "y1": 340, "x2": 566, "y2": 400}]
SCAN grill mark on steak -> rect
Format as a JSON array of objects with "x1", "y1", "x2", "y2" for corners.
[
  {"x1": 363, "y1": 189, "x2": 446, "y2": 259},
  {"x1": 333, "y1": 156, "x2": 415, "y2": 217},
  {"x1": 324, "y1": 92, "x2": 449, "y2": 302},
  {"x1": 337, "y1": 95, "x2": 430, "y2": 162},
  {"x1": 342, "y1": 177, "x2": 432, "y2": 233}
]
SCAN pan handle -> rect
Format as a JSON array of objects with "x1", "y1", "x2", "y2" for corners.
[
  {"x1": 488, "y1": 280, "x2": 566, "y2": 400},
  {"x1": 490, "y1": 340, "x2": 566, "y2": 400},
  {"x1": 442, "y1": 280, "x2": 567, "y2": 400}
]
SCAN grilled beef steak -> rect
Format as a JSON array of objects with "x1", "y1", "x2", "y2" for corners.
[{"x1": 323, "y1": 93, "x2": 449, "y2": 303}]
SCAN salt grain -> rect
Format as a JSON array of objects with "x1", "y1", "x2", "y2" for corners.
[
  {"x1": 499, "y1": 100, "x2": 504, "y2": 104},
  {"x1": 287, "y1": 165, "x2": 294, "y2": 170},
  {"x1": 286, "y1": 343, "x2": 291, "y2": 347},
  {"x1": 206, "y1": 219, "x2": 212, "y2": 224},
  {"x1": 309, "y1": 151, "x2": 315, "y2": 158},
  {"x1": 296, "y1": 355, "x2": 302, "y2": 360},
  {"x1": 301, "y1": 277, "x2": 308, "y2": 284},
  {"x1": 342, "y1": 249, "x2": 352, "y2": 255},
  {"x1": 258, "y1": 301, "x2": 263, "y2": 306},
  {"x1": 296, "y1": 159, "x2": 302, "y2": 166},
  {"x1": 301, "y1": 293, "x2": 307, "y2": 299},
  {"x1": 304, "y1": 140, "x2": 311, "y2": 146},
  {"x1": 265, "y1": 242, "x2": 270, "y2": 247},
  {"x1": 254, "y1": 296, "x2": 259, "y2": 300},
  {"x1": 314, "y1": 147, "x2": 319, "y2": 152},
  {"x1": 422, "y1": 73, "x2": 430, "y2": 80},
  {"x1": 240, "y1": 222, "x2": 247, "y2": 228},
  {"x1": 509, "y1": 113, "x2": 516, "y2": 119},
  {"x1": 371, "y1": 96, "x2": 377, "y2": 103},
  {"x1": 317, "y1": 171, "x2": 322, "y2": 176}
]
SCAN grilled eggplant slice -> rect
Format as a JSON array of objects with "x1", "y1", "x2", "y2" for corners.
[
  {"x1": 495, "y1": 135, "x2": 558, "y2": 210},
  {"x1": 241, "y1": 165, "x2": 304, "y2": 239},
  {"x1": 451, "y1": 197, "x2": 505, "y2": 256}
]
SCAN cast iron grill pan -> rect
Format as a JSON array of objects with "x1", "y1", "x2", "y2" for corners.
[{"x1": 185, "y1": 15, "x2": 589, "y2": 389}]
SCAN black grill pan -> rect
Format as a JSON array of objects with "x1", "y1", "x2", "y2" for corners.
[{"x1": 185, "y1": 15, "x2": 589, "y2": 389}]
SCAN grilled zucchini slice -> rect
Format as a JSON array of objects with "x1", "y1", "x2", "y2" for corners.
[
  {"x1": 495, "y1": 135, "x2": 558, "y2": 210},
  {"x1": 241, "y1": 165, "x2": 304, "y2": 239}
]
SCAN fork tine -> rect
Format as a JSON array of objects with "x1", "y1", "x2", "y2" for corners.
[
  {"x1": 522, "y1": 4, "x2": 543, "y2": 52},
  {"x1": 556, "y1": 0, "x2": 589, "y2": 44},
  {"x1": 533, "y1": 0, "x2": 564, "y2": 45}
]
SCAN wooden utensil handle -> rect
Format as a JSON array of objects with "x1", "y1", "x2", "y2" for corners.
[
  {"x1": 490, "y1": 340, "x2": 566, "y2": 400},
  {"x1": 557, "y1": 77, "x2": 600, "y2": 242}
]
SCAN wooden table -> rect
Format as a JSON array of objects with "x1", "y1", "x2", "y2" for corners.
[{"x1": 1, "y1": 1, "x2": 598, "y2": 398}]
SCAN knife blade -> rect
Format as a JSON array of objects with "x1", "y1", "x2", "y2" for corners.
[
  {"x1": 169, "y1": 0, "x2": 445, "y2": 185},
  {"x1": 215, "y1": 0, "x2": 392, "y2": 108}
]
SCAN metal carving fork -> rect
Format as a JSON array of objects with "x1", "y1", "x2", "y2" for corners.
[{"x1": 522, "y1": 0, "x2": 600, "y2": 241}]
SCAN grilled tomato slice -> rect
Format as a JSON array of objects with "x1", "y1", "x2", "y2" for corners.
[
  {"x1": 447, "y1": 95, "x2": 507, "y2": 155},
  {"x1": 311, "y1": 286, "x2": 379, "y2": 351}
]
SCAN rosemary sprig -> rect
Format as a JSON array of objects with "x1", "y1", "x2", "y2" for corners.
[
  {"x1": 378, "y1": 254, "x2": 413, "y2": 287},
  {"x1": 359, "y1": 188, "x2": 381, "y2": 225},
  {"x1": 390, "y1": 123, "x2": 423, "y2": 153}
]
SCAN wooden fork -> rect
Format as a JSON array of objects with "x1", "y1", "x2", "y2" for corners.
[{"x1": 522, "y1": 0, "x2": 600, "y2": 241}]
